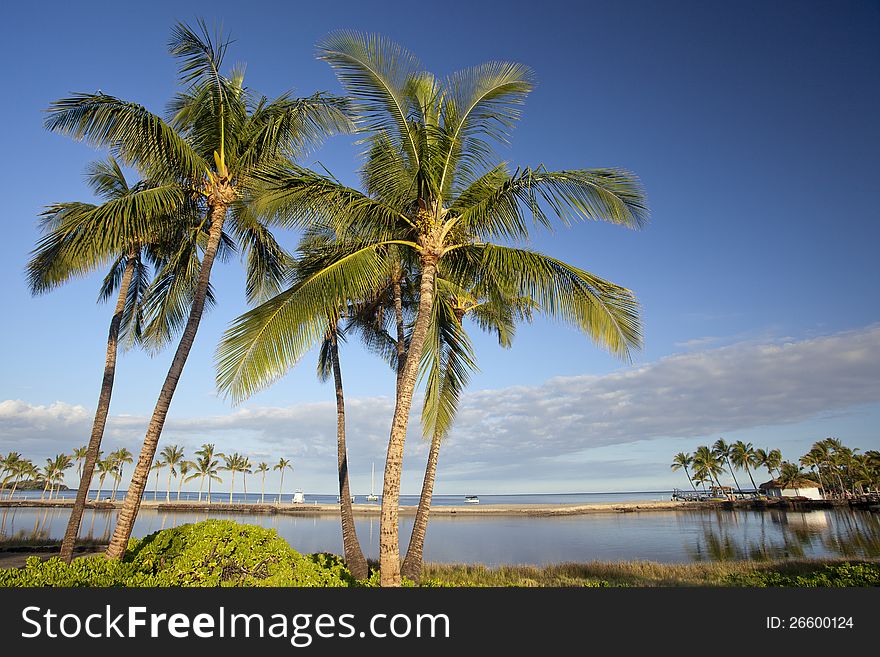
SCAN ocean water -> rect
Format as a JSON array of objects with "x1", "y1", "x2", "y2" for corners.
[
  {"x1": 2, "y1": 502, "x2": 877, "y2": 565},
  {"x1": 4, "y1": 490, "x2": 673, "y2": 506}
]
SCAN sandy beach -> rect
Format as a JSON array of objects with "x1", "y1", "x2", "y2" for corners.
[{"x1": 0, "y1": 498, "x2": 784, "y2": 517}]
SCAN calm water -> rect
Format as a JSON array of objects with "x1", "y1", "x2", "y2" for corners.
[
  {"x1": 6, "y1": 490, "x2": 673, "y2": 506},
  {"x1": 2, "y1": 504, "x2": 877, "y2": 565}
]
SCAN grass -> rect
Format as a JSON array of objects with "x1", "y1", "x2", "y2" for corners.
[{"x1": 421, "y1": 557, "x2": 880, "y2": 587}]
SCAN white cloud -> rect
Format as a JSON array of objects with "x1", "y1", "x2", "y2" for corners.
[{"x1": 2, "y1": 325, "x2": 879, "y2": 490}]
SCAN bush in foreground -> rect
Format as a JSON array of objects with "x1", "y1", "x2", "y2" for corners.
[{"x1": 0, "y1": 520, "x2": 354, "y2": 587}]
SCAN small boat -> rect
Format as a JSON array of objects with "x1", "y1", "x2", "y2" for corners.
[
  {"x1": 366, "y1": 462, "x2": 379, "y2": 501},
  {"x1": 337, "y1": 494, "x2": 356, "y2": 503},
  {"x1": 292, "y1": 490, "x2": 305, "y2": 504},
  {"x1": 464, "y1": 495, "x2": 480, "y2": 504}
]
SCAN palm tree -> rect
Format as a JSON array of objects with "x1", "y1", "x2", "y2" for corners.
[
  {"x1": 220, "y1": 452, "x2": 250, "y2": 504},
  {"x1": 46, "y1": 20, "x2": 353, "y2": 560},
  {"x1": 0, "y1": 453, "x2": 22, "y2": 499},
  {"x1": 151, "y1": 458, "x2": 166, "y2": 500},
  {"x1": 766, "y1": 449, "x2": 783, "y2": 479},
  {"x1": 274, "y1": 458, "x2": 292, "y2": 503},
  {"x1": 177, "y1": 460, "x2": 192, "y2": 501},
  {"x1": 712, "y1": 438, "x2": 742, "y2": 495},
  {"x1": 109, "y1": 448, "x2": 133, "y2": 501},
  {"x1": 159, "y1": 444, "x2": 186, "y2": 502},
  {"x1": 93, "y1": 456, "x2": 113, "y2": 502},
  {"x1": 72, "y1": 446, "x2": 89, "y2": 483},
  {"x1": 240, "y1": 456, "x2": 252, "y2": 501},
  {"x1": 217, "y1": 31, "x2": 646, "y2": 586},
  {"x1": 671, "y1": 452, "x2": 698, "y2": 491},
  {"x1": 6, "y1": 460, "x2": 37, "y2": 499},
  {"x1": 730, "y1": 441, "x2": 759, "y2": 493},
  {"x1": 28, "y1": 158, "x2": 190, "y2": 563},
  {"x1": 402, "y1": 284, "x2": 536, "y2": 581},
  {"x1": 256, "y1": 462, "x2": 269, "y2": 503},
  {"x1": 778, "y1": 462, "x2": 807, "y2": 496},
  {"x1": 191, "y1": 444, "x2": 223, "y2": 503},
  {"x1": 692, "y1": 445, "x2": 724, "y2": 490},
  {"x1": 48, "y1": 454, "x2": 73, "y2": 500}
]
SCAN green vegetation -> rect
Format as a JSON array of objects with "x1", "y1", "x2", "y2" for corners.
[
  {"x1": 423, "y1": 559, "x2": 880, "y2": 587},
  {"x1": 671, "y1": 438, "x2": 879, "y2": 497},
  {"x1": 0, "y1": 521, "x2": 353, "y2": 587}
]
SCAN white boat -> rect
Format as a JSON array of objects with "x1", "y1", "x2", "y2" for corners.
[
  {"x1": 366, "y1": 462, "x2": 379, "y2": 501},
  {"x1": 337, "y1": 494, "x2": 356, "y2": 503},
  {"x1": 464, "y1": 495, "x2": 480, "y2": 504},
  {"x1": 292, "y1": 489, "x2": 305, "y2": 504}
]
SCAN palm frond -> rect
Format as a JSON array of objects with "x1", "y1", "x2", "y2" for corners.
[
  {"x1": 454, "y1": 244, "x2": 642, "y2": 360},
  {"x1": 216, "y1": 243, "x2": 388, "y2": 402},
  {"x1": 453, "y1": 166, "x2": 648, "y2": 241},
  {"x1": 317, "y1": 31, "x2": 423, "y2": 168},
  {"x1": 45, "y1": 93, "x2": 205, "y2": 182}
]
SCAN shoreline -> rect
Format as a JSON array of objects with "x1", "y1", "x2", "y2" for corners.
[{"x1": 0, "y1": 497, "x2": 865, "y2": 517}]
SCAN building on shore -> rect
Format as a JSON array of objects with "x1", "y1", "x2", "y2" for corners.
[{"x1": 758, "y1": 478, "x2": 824, "y2": 500}]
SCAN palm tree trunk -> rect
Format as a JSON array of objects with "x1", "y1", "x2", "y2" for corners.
[
  {"x1": 401, "y1": 426, "x2": 442, "y2": 582},
  {"x1": 725, "y1": 458, "x2": 742, "y2": 495},
  {"x1": 380, "y1": 255, "x2": 438, "y2": 586},
  {"x1": 744, "y1": 464, "x2": 758, "y2": 493},
  {"x1": 153, "y1": 469, "x2": 160, "y2": 500},
  {"x1": 330, "y1": 329, "x2": 368, "y2": 579},
  {"x1": 198, "y1": 476, "x2": 204, "y2": 503},
  {"x1": 229, "y1": 470, "x2": 235, "y2": 504},
  {"x1": 166, "y1": 469, "x2": 173, "y2": 503},
  {"x1": 279, "y1": 471, "x2": 284, "y2": 503},
  {"x1": 177, "y1": 476, "x2": 183, "y2": 502},
  {"x1": 105, "y1": 203, "x2": 227, "y2": 559},
  {"x1": 684, "y1": 466, "x2": 697, "y2": 491},
  {"x1": 261, "y1": 474, "x2": 265, "y2": 504},
  {"x1": 393, "y1": 273, "x2": 406, "y2": 388}
]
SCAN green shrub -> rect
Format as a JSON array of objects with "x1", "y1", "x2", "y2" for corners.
[
  {"x1": 725, "y1": 562, "x2": 880, "y2": 587},
  {"x1": 0, "y1": 520, "x2": 355, "y2": 588}
]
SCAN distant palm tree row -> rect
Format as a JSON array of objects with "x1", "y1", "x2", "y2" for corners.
[
  {"x1": 0, "y1": 445, "x2": 295, "y2": 504},
  {"x1": 671, "y1": 438, "x2": 880, "y2": 498}
]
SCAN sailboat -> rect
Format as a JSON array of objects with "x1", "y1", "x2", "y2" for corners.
[{"x1": 366, "y1": 462, "x2": 379, "y2": 501}]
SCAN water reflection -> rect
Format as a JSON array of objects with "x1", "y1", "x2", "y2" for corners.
[
  {"x1": 1, "y1": 507, "x2": 877, "y2": 564},
  {"x1": 688, "y1": 509, "x2": 880, "y2": 562}
]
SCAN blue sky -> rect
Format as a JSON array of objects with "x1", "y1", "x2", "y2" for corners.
[{"x1": 1, "y1": 0, "x2": 878, "y2": 495}]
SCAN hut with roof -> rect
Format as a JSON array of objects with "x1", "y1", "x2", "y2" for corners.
[{"x1": 758, "y1": 477, "x2": 823, "y2": 500}]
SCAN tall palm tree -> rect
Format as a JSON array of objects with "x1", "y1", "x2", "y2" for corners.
[
  {"x1": 221, "y1": 454, "x2": 239, "y2": 503},
  {"x1": 402, "y1": 284, "x2": 536, "y2": 581},
  {"x1": 256, "y1": 462, "x2": 269, "y2": 503},
  {"x1": 72, "y1": 446, "x2": 89, "y2": 483},
  {"x1": 159, "y1": 444, "x2": 186, "y2": 502},
  {"x1": 730, "y1": 441, "x2": 759, "y2": 492},
  {"x1": 49, "y1": 454, "x2": 73, "y2": 500},
  {"x1": 6, "y1": 460, "x2": 37, "y2": 499},
  {"x1": 0, "y1": 453, "x2": 22, "y2": 499},
  {"x1": 238, "y1": 455, "x2": 253, "y2": 501},
  {"x1": 217, "y1": 31, "x2": 646, "y2": 586},
  {"x1": 671, "y1": 452, "x2": 698, "y2": 491},
  {"x1": 109, "y1": 448, "x2": 133, "y2": 501},
  {"x1": 46, "y1": 20, "x2": 353, "y2": 560},
  {"x1": 274, "y1": 458, "x2": 292, "y2": 503},
  {"x1": 191, "y1": 444, "x2": 223, "y2": 503},
  {"x1": 150, "y1": 458, "x2": 164, "y2": 500},
  {"x1": 28, "y1": 158, "x2": 190, "y2": 563},
  {"x1": 177, "y1": 460, "x2": 192, "y2": 501},
  {"x1": 712, "y1": 438, "x2": 742, "y2": 495},
  {"x1": 692, "y1": 445, "x2": 724, "y2": 490},
  {"x1": 92, "y1": 456, "x2": 113, "y2": 502}
]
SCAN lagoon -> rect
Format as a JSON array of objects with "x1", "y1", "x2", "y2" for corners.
[{"x1": 2, "y1": 503, "x2": 877, "y2": 565}]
